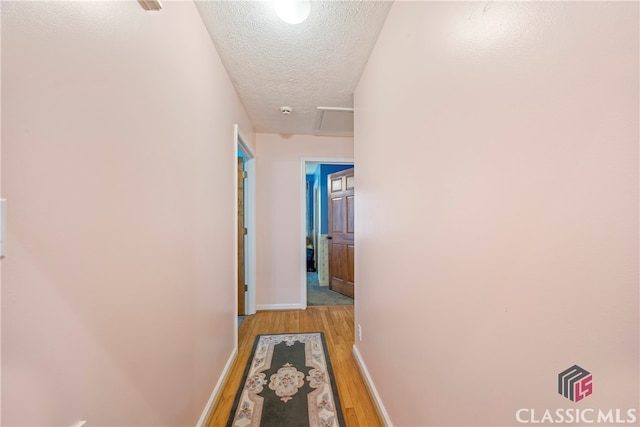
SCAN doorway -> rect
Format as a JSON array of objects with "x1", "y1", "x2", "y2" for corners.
[
  {"x1": 236, "y1": 125, "x2": 255, "y2": 325},
  {"x1": 302, "y1": 159, "x2": 354, "y2": 307}
]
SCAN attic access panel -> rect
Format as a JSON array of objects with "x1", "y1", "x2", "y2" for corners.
[{"x1": 314, "y1": 107, "x2": 354, "y2": 137}]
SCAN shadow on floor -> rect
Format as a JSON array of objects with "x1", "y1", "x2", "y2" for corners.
[{"x1": 307, "y1": 272, "x2": 354, "y2": 306}]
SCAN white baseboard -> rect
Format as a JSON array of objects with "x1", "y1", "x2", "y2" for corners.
[
  {"x1": 196, "y1": 347, "x2": 238, "y2": 427},
  {"x1": 256, "y1": 303, "x2": 304, "y2": 310},
  {"x1": 352, "y1": 344, "x2": 393, "y2": 427}
]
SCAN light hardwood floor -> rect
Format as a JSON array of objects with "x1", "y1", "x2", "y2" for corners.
[{"x1": 205, "y1": 305, "x2": 383, "y2": 427}]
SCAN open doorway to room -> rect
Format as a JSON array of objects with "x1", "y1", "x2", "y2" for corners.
[
  {"x1": 236, "y1": 125, "x2": 255, "y2": 331},
  {"x1": 303, "y1": 160, "x2": 354, "y2": 307}
]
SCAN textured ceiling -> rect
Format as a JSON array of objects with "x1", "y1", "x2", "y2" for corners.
[{"x1": 194, "y1": 1, "x2": 393, "y2": 136}]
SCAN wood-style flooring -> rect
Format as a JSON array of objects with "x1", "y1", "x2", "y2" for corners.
[{"x1": 205, "y1": 305, "x2": 383, "y2": 427}]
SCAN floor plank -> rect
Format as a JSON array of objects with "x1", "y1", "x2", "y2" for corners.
[{"x1": 205, "y1": 306, "x2": 382, "y2": 427}]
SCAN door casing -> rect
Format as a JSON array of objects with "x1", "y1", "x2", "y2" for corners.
[{"x1": 236, "y1": 125, "x2": 256, "y2": 319}]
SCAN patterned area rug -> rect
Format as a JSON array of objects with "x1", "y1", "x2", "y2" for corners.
[{"x1": 227, "y1": 333, "x2": 345, "y2": 427}]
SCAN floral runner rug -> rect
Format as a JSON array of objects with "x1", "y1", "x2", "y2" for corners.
[{"x1": 226, "y1": 332, "x2": 345, "y2": 427}]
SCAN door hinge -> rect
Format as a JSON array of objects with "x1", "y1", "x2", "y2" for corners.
[
  {"x1": 243, "y1": 227, "x2": 248, "y2": 235},
  {"x1": 244, "y1": 284, "x2": 248, "y2": 292},
  {"x1": 242, "y1": 171, "x2": 247, "y2": 179}
]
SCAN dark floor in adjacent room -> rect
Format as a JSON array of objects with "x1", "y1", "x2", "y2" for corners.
[{"x1": 307, "y1": 272, "x2": 354, "y2": 306}]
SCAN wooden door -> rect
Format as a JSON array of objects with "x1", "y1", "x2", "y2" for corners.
[
  {"x1": 237, "y1": 157, "x2": 246, "y2": 315},
  {"x1": 328, "y1": 168, "x2": 355, "y2": 298}
]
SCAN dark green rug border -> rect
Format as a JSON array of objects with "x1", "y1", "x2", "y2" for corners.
[{"x1": 226, "y1": 332, "x2": 346, "y2": 427}]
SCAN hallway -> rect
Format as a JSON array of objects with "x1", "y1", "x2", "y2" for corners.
[
  {"x1": 206, "y1": 306, "x2": 381, "y2": 427},
  {"x1": 2, "y1": 1, "x2": 637, "y2": 425}
]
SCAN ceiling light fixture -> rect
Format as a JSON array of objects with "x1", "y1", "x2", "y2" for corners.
[
  {"x1": 138, "y1": 0, "x2": 162, "y2": 11},
  {"x1": 274, "y1": 0, "x2": 311, "y2": 24}
]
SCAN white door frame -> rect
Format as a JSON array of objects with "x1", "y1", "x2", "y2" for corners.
[
  {"x1": 236, "y1": 125, "x2": 256, "y2": 317},
  {"x1": 300, "y1": 158, "x2": 354, "y2": 308}
]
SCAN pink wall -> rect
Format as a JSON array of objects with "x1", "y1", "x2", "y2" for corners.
[
  {"x1": 255, "y1": 133, "x2": 352, "y2": 308},
  {"x1": 354, "y1": 2, "x2": 638, "y2": 426},
  {"x1": 0, "y1": 7, "x2": 3, "y2": 424},
  {"x1": 1, "y1": 1, "x2": 254, "y2": 425}
]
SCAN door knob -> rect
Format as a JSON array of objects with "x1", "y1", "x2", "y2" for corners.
[{"x1": 327, "y1": 236, "x2": 333, "y2": 240}]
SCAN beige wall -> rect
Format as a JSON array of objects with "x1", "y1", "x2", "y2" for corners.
[
  {"x1": 255, "y1": 133, "x2": 353, "y2": 308},
  {"x1": 1, "y1": 1, "x2": 254, "y2": 425},
  {"x1": 354, "y1": 2, "x2": 639, "y2": 426}
]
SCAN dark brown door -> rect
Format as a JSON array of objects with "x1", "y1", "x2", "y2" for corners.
[
  {"x1": 328, "y1": 168, "x2": 355, "y2": 298},
  {"x1": 237, "y1": 157, "x2": 246, "y2": 315}
]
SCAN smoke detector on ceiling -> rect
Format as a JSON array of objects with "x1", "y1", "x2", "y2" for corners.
[{"x1": 281, "y1": 106, "x2": 293, "y2": 115}]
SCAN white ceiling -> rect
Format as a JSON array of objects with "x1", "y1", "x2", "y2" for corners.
[{"x1": 194, "y1": 1, "x2": 393, "y2": 136}]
